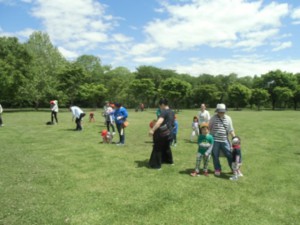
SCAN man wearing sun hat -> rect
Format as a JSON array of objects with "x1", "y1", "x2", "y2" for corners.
[{"x1": 209, "y1": 103, "x2": 236, "y2": 176}]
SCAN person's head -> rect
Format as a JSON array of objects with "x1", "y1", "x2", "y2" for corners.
[
  {"x1": 215, "y1": 103, "x2": 226, "y2": 118},
  {"x1": 200, "y1": 122, "x2": 209, "y2": 135},
  {"x1": 105, "y1": 101, "x2": 110, "y2": 106},
  {"x1": 193, "y1": 116, "x2": 198, "y2": 122},
  {"x1": 114, "y1": 103, "x2": 122, "y2": 108},
  {"x1": 200, "y1": 103, "x2": 206, "y2": 111},
  {"x1": 158, "y1": 98, "x2": 168, "y2": 109}
]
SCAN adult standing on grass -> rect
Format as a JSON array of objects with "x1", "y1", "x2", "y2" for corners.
[
  {"x1": 69, "y1": 106, "x2": 86, "y2": 131},
  {"x1": 114, "y1": 103, "x2": 128, "y2": 146},
  {"x1": 149, "y1": 98, "x2": 175, "y2": 169},
  {"x1": 50, "y1": 100, "x2": 59, "y2": 124},
  {"x1": 209, "y1": 103, "x2": 235, "y2": 176},
  {"x1": 0, "y1": 103, "x2": 3, "y2": 127},
  {"x1": 198, "y1": 103, "x2": 210, "y2": 125}
]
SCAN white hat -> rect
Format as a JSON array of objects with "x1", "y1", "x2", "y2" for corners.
[{"x1": 215, "y1": 103, "x2": 226, "y2": 112}]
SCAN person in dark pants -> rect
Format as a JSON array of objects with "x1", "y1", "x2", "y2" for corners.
[
  {"x1": 114, "y1": 103, "x2": 128, "y2": 145},
  {"x1": 50, "y1": 100, "x2": 59, "y2": 124},
  {"x1": 0, "y1": 104, "x2": 3, "y2": 127},
  {"x1": 69, "y1": 106, "x2": 86, "y2": 131},
  {"x1": 148, "y1": 98, "x2": 175, "y2": 169}
]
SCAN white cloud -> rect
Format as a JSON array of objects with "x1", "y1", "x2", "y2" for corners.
[
  {"x1": 174, "y1": 56, "x2": 300, "y2": 77},
  {"x1": 58, "y1": 47, "x2": 79, "y2": 59},
  {"x1": 291, "y1": 7, "x2": 300, "y2": 24},
  {"x1": 133, "y1": 56, "x2": 165, "y2": 63},
  {"x1": 143, "y1": 0, "x2": 289, "y2": 50},
  {"x1": 30, "y1": 0, "x2": 117, "y2": 49},
  {"x1": 272, "y1": 41, "x2": 292, "y2": 51}
]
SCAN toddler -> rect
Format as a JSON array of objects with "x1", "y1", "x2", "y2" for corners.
[
  {"x1": 190, "y1": 123, "x2": 214, "y2": 176},
  {"x1": 190, "y1": 116, "x2": 200, "y2": 142},
  {"x1": 230, "y1": 136, "x2": 243, "y2": 180}
]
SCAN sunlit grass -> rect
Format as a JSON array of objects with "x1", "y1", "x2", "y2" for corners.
[{"x1": 0, "y1": 109, "x2": 299, "y2": 225}]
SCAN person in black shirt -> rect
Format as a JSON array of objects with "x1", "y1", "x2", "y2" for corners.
[{"x1": 148, "y1": 98, "x2": 175, "y2": 169}]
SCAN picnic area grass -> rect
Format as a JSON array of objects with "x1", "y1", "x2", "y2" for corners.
[{"x1": 0, "y1": 109, "x2": 299, "y2": 225}]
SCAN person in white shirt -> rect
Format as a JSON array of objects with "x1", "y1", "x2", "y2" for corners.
[
  {"x1": 50, "y1": 100, "x2": 59, "y2": 124},
  {"x1": 198, "y1": 103, "x2": 210, "y2": 125},
  {"x1": 69, "y1": 106, "x2": 86, "y2": 131},
  {"x1": 0, "y1": 104, "x2": 3, "y2": 127}
]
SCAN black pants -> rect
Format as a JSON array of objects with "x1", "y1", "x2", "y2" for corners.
[
  {"x1": 0, "y1": 114, "x2": 3, "y2": 125},
  {"x1": 106, "y1": 121, "x2": 115, "y2": 132},
  {"x1": 75, "y1": 113, "x2": 86, "y2": 130},
  {"x1": 149, "y1": 132, "x2": 173, "y2": 169},
  {"x1": 51, "y1": 111, "x2": 58, "y2": 124}
]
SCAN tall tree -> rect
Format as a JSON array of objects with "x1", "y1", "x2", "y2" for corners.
[
  {"x1": 250, "y1": 88, "x2": 270, "y2": 110},
  {"x1": 0, "y1": 37, "x2": 31, "y2": 106},
  {"x1": 75, "y1": 55, "x2": 104, "y2": 83},
  {"x1": 159, "y1": 78, "x2": 191, "y2": 109},
  {"x1": 129, "y1": 79, "x2": 156, "y2": 107},
  {"x1": 228, "y1": 83, "x2": 252, "y2": 110},
  {"x1": 23, "y1": 31, "x2": 67, "y2": 108},
  {"x1": 261, "y1": 70, "x2": 297, "y2": 110}
]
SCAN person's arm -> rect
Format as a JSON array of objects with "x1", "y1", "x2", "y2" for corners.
[
  {"x1": 227, "y1": 116, "x2": 235, "y2": 138},
  {"x1": 149, "y1": 117, "x2": 164, "y2": 135}
]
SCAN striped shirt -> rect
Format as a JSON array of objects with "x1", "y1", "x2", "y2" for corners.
[{"x1": 209, "y1": 114, "x2": 234, "y2": 142}]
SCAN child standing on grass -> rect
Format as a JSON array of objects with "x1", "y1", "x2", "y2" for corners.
[
  {"x1": 230, "y1": 136, "x2": 243, "y2": 180},
  {"x1": 172, "y1": 115, "x2": 178, "y2": 147},
  {"x1": 190, "y1": 116, "x2": 200, "y2": 142},
  {"x1": 190, "y1": 123, "x2": 214, "y2": 177}
]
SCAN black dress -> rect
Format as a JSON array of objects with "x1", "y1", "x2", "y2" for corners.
[{"x1": 149, "y1": 109, "x2": 175, "y2": 169}]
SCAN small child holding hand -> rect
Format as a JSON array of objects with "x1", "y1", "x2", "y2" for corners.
[{"x1": 230, "y1": 136, "x2": 243, "y2": 180}]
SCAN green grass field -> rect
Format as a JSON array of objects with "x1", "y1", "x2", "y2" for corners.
[{"x1": 0, "y1": 109, "x2": 299, "y2": 225}]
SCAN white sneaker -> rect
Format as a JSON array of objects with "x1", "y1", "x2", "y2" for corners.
[{"x1": 230, "y1": 175, "x2": 238, "y2": 181}]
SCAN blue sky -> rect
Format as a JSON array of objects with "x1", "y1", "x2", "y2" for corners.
[{"x1": 1, "y1": 0, "x2": 300, "y2": 77}]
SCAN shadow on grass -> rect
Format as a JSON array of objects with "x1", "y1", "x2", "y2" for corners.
[
  {"x1": 179, "y1": 168, "x2": 230, "y2": 179},
  {"x1": 183, "y1": 139, "x2": 197, "y2": 144},
  {"x1": 144, "y1": 141, "x2": 153, "y2": 144},
  {"x1": 135, "y1": 159, "x2": 150, "y2": 168},
  {"x1": 294, "y1": 152, "x2": 300, "y2": 155}
]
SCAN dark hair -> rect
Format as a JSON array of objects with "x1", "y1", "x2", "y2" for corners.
[
  {"x1": 115, "y1": 103, "x2": 122, "y2": 107},
  {"x1": 158, "y1": 98, "x2": 168, "y2": 106}
]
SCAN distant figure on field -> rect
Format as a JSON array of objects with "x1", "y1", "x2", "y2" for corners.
[
  {"x1": 0, "y1": 104, "x2": 4, "y2": 127},
  {"x1": 50, "y1": 100, "x2": 59, "y2": 124},
  {"x1": 69, "y1": 106, "x2": 86, "y2": 131}
]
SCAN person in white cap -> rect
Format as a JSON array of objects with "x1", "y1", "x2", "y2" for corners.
[{"x1": 209, "y1": 103, "x2": 236, "y2": 176}]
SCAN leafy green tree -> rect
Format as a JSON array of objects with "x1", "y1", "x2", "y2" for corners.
[
  {"x1": 250, "y1": 88, "x2": 270, "y2": 110},
  {"x1": 273, "y1": 86, "x2": 293, "y2": 108},
  {"x1": 23, "y1": 31, "x2": 67, "y2": 108},
  {"x1": 215, "y1": 73, "x2": 238, "y2": 102},
  {"x1": 75, "y1": 55, "x2": 104, "y2": 83},
  {"x1": 159, "y1": 78, "x2": 191, "y2": 109},
  {"x1": 261, "y1": 70, "x2": 297, "y2": 110},
  {"x1": 0, "y1": 37, "x2": 31, "y2": 106},
  {"x1": 79, "y1": 83, "x2": 108, "y2": 107},
  {"x1": 58, "y1": 63, "x2": 86, "y2": 105},
  {"x1": 292, "y1": 85, "x2": 300, "y2": 110},
  {"x1": 190, "y1": 84, "x2": 221, "y2": 108},
  {"x1": 228, "y1": 83, "x2": 252, "y2": 110},
  {"x1": 129, "y1": 79, "x2": 156, "y2": 107}
]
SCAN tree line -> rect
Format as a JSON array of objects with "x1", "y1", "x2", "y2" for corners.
[{"x1": 1, "y1": 31, "x2": 300, "y2": 110}]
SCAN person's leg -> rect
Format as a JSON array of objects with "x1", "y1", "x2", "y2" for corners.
[
  {"x1": 162, "y1": 137, "x2": 173, "y2": 164},
  {"x1": 75, "y1": 118, "x2": 80, "y2": 130},
  {"x1": 106, "y1": 121, "x2": 110, "y2": 131},
  {"x1": 149, "y1": 135, "x2": 162, "y2": 169},
  {"x1": 110, "y1": 122, "x2": 115, "y2": 133},
  {"x1": 120, "y1": 126, "x2": 125, "y2": 144},
  {"x1": 212, "y1": 141, "x2": 221, "y2": 172},
  {"x1": 51, "y1": 111, "x2": 54, "y2": 124},
  {"x1": 220, "y1": 140, "x2": 233, "y2": 170},
  {"x1": 116, "y1": 123, "x2": 122, "y2": 143},
  {"x1": 0, "y1": 114, "x2": 3, "y2": 126},
  {"x1": 203, "y1": 154, "x2": 211, "y2": 173},
  {"x1": 54, "y1": 112, "x2": 58, "y2": 123}
]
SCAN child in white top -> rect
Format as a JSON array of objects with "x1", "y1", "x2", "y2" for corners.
[{"x1": 190, "y1": 116, "x2": 200, "y2": 142}]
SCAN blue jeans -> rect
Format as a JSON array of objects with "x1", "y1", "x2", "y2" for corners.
[{"x1": 212, "y1": 140, "x2": 233, "y2": 171}]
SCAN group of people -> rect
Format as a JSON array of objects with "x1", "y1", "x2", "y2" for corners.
[
  {"x1": 148, "y1": 100, "x2": 243, "y2": 180},
  {"x1": 49, "y1": 100, "x2": 129, "y2": 146}
]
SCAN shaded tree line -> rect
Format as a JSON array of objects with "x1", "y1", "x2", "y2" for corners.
[{"x1": 1, "y1": 32, "x2": 300, "y2": 110}]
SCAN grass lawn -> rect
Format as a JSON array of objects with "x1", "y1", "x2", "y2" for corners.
[{"x1": 0, "y1": 109, "x2": 299, "y2": 225}]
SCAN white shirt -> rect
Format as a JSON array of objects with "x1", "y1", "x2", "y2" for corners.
[
  {"x1": 0, "y1": 104, "x2": 3, "y2": 114},
  {"x1": 70, "y1": 106, "x2": 84, "y2": 119},
  {"x1": 198, "y1": 110, "x2": 210, "y2": 124}
]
